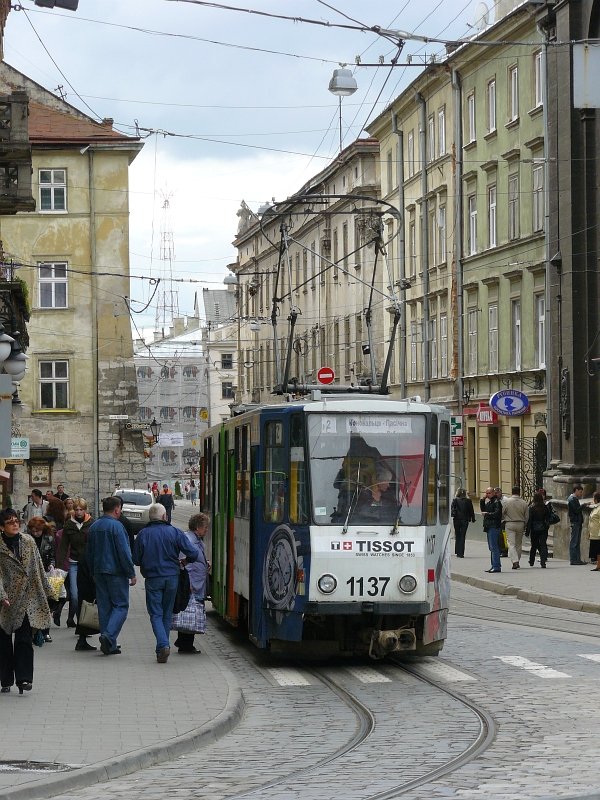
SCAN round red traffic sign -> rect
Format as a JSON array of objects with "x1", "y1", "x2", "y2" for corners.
[{"x1": 317, "y1": 366, "x2": 335, "y2": 385}]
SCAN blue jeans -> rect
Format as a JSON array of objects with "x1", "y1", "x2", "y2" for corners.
[
  {"x1": 144, "y1": 575, "x2": 179, "y2": 652},
  {"x1": 569, "y1": 522, "x2": 582, "y2": 563},
  {"x1": 486, "y1": 526, "x2": 501, "y2": 571},
  {"x1": 95, "y1": 574, "x2": 130, "y2": 651},
  {"x1": 68, "y1": 562, "x2": 78, "y2": 618}
]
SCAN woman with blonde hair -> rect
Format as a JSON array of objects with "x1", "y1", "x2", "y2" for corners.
[{"x1": 57, "y1": 498, "x2": 92, "y2": 628}]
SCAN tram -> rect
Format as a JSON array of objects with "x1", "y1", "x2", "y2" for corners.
[{"x1": 200, "y1": 393, "x2": 452, "y2": 659}]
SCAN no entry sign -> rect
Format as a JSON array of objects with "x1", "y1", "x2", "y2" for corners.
[{"x1": 317, "y1": 366, "x2": 335, "y2": 385}]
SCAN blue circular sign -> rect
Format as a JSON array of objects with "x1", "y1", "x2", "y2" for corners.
[{"x1": 490, "y1": 389, "x2": 529, "y2": 416}]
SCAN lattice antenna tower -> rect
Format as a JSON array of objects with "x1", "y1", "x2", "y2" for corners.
[{"x1": 154, "y1": 193, "x2": 180, "y2": 338}]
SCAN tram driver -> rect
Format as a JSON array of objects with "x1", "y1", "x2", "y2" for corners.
[{"x1": 352, "y1": 463, "x2": 398, "y2": 523}]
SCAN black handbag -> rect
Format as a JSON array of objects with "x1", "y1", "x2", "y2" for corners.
[{"x1": 173, "y1": 567, "x2": 191, "y2": 613}]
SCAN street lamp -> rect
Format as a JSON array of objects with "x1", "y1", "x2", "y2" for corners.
[
  {"x1": 149, "y1": 416, "x2": 161, "y2": 444},
  {"x1": 328, "y1": 66, "x2": 358, "y2": 153}
]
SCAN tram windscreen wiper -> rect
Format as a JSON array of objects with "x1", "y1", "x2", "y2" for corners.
[
  {"x1": 390, "y1": 460, "x2": 409, "y2": 536},
  {"x1": 342, "y1": 461, "x2": 361, "y2": 534}
]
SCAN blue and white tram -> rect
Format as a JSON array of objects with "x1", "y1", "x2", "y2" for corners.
[{"x1": 201, "y1": 394, "x2": 452, "y2": 659}]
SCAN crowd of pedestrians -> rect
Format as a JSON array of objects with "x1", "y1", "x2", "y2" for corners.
[{"x1": 0, "y1": 481, "x2": 211, "y2": 695}]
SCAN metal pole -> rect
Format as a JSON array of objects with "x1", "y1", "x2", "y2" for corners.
[{"x1": 338, "y1": 96, "x2": 342, "y2": 153}]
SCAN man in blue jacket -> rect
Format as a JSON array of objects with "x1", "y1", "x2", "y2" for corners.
[
  {"x1": 87, "y1": 496, "x2": 137, "y2": 656},
  {"x1": 133, "y1": 504, "x2": 200, "y2": 663}
]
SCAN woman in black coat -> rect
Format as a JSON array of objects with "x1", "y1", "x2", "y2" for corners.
[
  {"x1": 451, "y1": 488, "x2": 475, "y2": 558},
  {"x1": 526, "y1": 492, "x2": 550, "y2": 568}
]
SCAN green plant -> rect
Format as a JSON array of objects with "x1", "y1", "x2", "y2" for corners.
[{"x1": 174, "y1": 480, "x2": 182, "y2": 498}]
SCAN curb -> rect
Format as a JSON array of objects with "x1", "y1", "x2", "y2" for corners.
[
  {"x1": 0, "y1": 669, "x2": 244, "y2": 800},
  {"x1": 451, "y1": 572, "x2": 600, "y2": 615}
]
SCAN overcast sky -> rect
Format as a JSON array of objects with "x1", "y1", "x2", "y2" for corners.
[{"x1": 4, "y1": 0, "x2": 491, "y2": 335}]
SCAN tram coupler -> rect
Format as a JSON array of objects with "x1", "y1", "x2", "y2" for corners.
[{"x1": 368, "y1": 626, "x2": 416, "y2": 659}]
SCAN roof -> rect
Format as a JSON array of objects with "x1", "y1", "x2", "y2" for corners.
[
  {"x1": 203, "y1": 289, "x2": 236, "y2": 326},
  {"x1": 134, "y1": 329, "x2": 204, "y2": 359},
  {"x1": 28, "y1": 101, "x2": 139, "y2": 146}
]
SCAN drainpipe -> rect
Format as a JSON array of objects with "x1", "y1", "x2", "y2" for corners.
[
  {"x1": 415, "y1": 92, "x2": 430, "y2": 400},
  {"x1": 392, "y1": 114, "x2": 406, "y2": 397},
  {"x1": 452, "y1": 68, "x2": 465, "y2": 485},
  {"x1": 87, "y1": 149, "x2": 100, "y2": 514}
]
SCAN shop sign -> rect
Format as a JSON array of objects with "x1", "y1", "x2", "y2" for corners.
[
  {"x1": 476, "y1": 405, "x2": 498, "y2": 425},
  {"x1": 490, "y1": 389, "x2": 529, "y2": 417},
  {"x1": 451, "y1": 415, "x2": 464, "y2": 447},
  {"x1": 11, "y1": 437, "x2": 30, "y2": 459}
]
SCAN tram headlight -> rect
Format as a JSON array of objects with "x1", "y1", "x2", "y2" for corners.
[
  {"x1": 398, "y1": 574, "x2": 417, "y2": 594},
  {"x1": 317, "y1": 573, "x2": 337, "y2": 594}
]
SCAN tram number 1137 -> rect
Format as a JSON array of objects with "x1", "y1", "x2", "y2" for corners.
[{"x1": 346, "y1": 576, "x2": 390, "y2": 597}]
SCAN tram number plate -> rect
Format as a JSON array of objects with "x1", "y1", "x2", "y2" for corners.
[{"x1": 346, "y1": 577, "x2": 390, "y2": 597}]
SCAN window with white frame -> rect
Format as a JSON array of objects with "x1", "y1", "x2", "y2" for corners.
[
  {"x1": 508, "y1": 65, "x2": 519, "y2": 121},
  {"x1": 511, "y1": 299, "x2": 521, "y2": 371},
  {"x1": 302, "y1": 249, "x2": 308, "y2": 288},
  {"x1": 534, "y1": 50, "x2": 543, "y2": 108},
  {"x1": 430, "y1": 317, "x2": 438, "y2": 379},
  {"x1": 39, "y1": 360, "x2": 69, "y2": 409},
  {"x1": 467, "y1": 310, "x2": 478, "y2": 375},
  {"x1": 408, "y1": 218, "x2": 416, "y2": 277},
  {"x1": 407, "y1": 131, "x2": 415, "y2": 177},
  {"x1": 410, "y1": 320, "x2": 418, "y2": 381},
  {"x1": 440, "y1": 313, "x2": 448, "y2": 377},
  {"x1": 428, "y1": 115, "x2": 435, "y2": 162},
  {"x1": 310, "y1": 244, "x2": 316, "y2": 287},
  {"x1": 437, "y1": 205, "x2": 447, "y2": 263},
  {"x1": 488, "y1": 304, "x2": 498, "y2": 373},
  {"x1": 438, "y1": 107, "x2": 446, "y2": 156},
  {"x1": 535, "y1": 294, "x2": 546, "y2": 368},
  {"x1": 332, "y1": 228, "x2": 339, "y2": 280},
  {"x1": 487, "y1": 79, "x2": 496, "y2": 133},
  {"x1": 39, "y1": 169, "x2": 67, "y2": 212},
  {"x1": 39, "y1": 262, "x2": 68, "y2": 308},
  {"x1": 468, "y1": 194, "x2": 477, "y2": 255},
  {"x1": 533, "y1": 164, "x2": 544, "y2": 232},
  {"x1": 467, "y1": 93, "x2": 476, "y2": 142},
  {"x1": 221, "y1": 353, "x2": 233, "y2": 369},
  {"x1": 428, "y1": 206, "x2": 436, "y2": 266},
  {"x1": 488, "y1": 185, "x2": 497, "y2": 248},
  {"x1": 386, "y1": 150, "x2": 393, "y2": 193},
  {"x1": 508, "y1": 174, "x2": 519, "y2": 240}
]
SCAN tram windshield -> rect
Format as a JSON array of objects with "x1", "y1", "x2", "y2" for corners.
[{"x1": 307, "y1": 413, "x2": 426, "y2": 526}]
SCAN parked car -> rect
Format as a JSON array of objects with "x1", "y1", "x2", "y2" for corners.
[{"x1": 112, "y1": 488, "x2": 153, "y2": 533}]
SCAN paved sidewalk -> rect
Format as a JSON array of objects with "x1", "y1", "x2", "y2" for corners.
[{"x1": 0, "y1": 500, "x2": 243, "y2": 800}]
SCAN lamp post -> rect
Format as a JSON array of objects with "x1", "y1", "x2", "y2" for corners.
[
  {"x1": 149, "y1": 416, "x2": 161, "y2": 445},
  {"x1": 328, "y1": 66, "x2": 358, "y2": 153}
]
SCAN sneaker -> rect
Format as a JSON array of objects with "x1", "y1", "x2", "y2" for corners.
[
  {"x1": 157, "y1": 646, "x2": 170, "y2": 663},
  {"x1": 99, "y1": 635, "x2": 112, "y2": 656}
]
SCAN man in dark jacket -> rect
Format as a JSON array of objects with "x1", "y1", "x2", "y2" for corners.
[
  {"x1": 480, "y1": 487, "x2": 503, "y2": 573},
  {"x1": 451, "y1": 488, "x2": 475, "y2": 558},
  {"x1": 157, "y1": 484, "x2": 175, "y2": 523},
  {"x1": 567, "y1": 484, "x2": 585, "y2": 565},
  {"x1": 133, "y1": 504, "x2": 200, "y2": 663}
]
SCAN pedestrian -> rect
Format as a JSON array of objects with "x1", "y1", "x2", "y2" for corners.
[
  {"x1": 0, "y1": 509, "x2": 54, "y2": 695},
  {"x1": 173, "y1": 513, "x2": 210, "y2": 654},
  {"x1": 495, "y1": 487, "x2": 509, "y2": 557},
  {"x1": 567, "y1": 484, "x2": 585, "y2": 565},
  {"x1": 22, "y1": 490, "x2": 48, "y2": 524},
  {"x1": 588, "y1": 492, "x2": 600, "y2": 571},
  {"x1": 57, "y1": 498, "x2": 93, "y2": 628},
  {"x1": 189, "y1": 479, "x2": 198, "y2": 506},
  {"x1": 54, "y1": 484, "x2": 69, "y2": 502},
  {"x1": 157, "y1": 484, "x2": 175, "y2": 524},
  {"x1": 502, "y1": 486, "x2": 529, "y2": 569},
  {"x1": 133, "y1": 504, "x2": 199, "y2": 663},
  {"x1": 27, "y1": 517, "x2": 55, "y2": 642},
  {"x1": 184, "y1": 482, "x2": 190, "y2": 501},
  {"x1": 86, "y1": 497, "x2": 137, "y2": 656},
  {"x1": 526, "y1": 491, "x2": 551, "y2": 568},
  {"x1": 44, "y1": 495, "x2": 66, "y2": 528},
  {"x1": 480, "y1": 487, "x2": 503, "y2": 573},
  {"x1": 450, "y1": 488, "x2": 475, "y2": 558}
]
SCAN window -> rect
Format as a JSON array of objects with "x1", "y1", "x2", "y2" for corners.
[
  {"x1": 386, "y1": 149, "x2": 393, "y2": 193},
  {"x1": 468, "y1": 194, "x2": 477, "y2": 255},
  {"x1": 534, "y1": 50, "x2": 543, "y2": 108},
  {"x1": 430, "y1": 317, "x2": 438, "y2": 379},
  {"x1": 508, "y1": 174, "x2": 519, "y2": 240},
  {"x1": 511, "y1": 300, "x2": 521, "y2": 371},
  {"x1": 487, "y1": 79, "x2": 496, "y2": 133},
  {"x1": 342, "y1": 222, "x2": 348, "y2": 268},
  {"x1": 428, "y1": 115, "x2": 435, "y2": 162},
  {"x1": 222, "y1": 381, "x2": 234, "y2": 399},
  {"x1": 263, "y1": 421, "x2": 286, "y2": 523},
  {"x1": 410, "y1": 321, "x2": 418, "y2": 381},
  {"x1": 533, "y1": 164, "x2": 544, "y2": 232},
  {"x1": 428, "y1": 206, "x2": 436, "y2": 267},
  {"x1": 39, "y1": 262, "x2": 67, "y2": 308},
  {"x1": 40, "y1": 360, "x2": 69, "y2": 409},
  {"x1": 302, "y1": 249, "x2": 308, "y2": 288},
  {"x1": 467, "y1": 93, "x2": 476, "y2": 142},
  {"x1": 440, "y1": 314, "x2": 448, "y2": 377},
  {"x1": 221, "y1": 353, "x2": 233, "y2": 370},
  {"x1": 535, "y1": 294, "x2": 546, "y2": 368},
  {"x1": 488, "y1": 304, "x2": 498, "y2": 372},
  {"x1": 39, "y1": 169, "x2": 66, "y2": 212},
  {"x1": 437, "y1": 205, "x2": 446, "y2": 263},
  {"x1": 332, "y1": 228, "x2": 339, "y2": 280},
  {"x1": 408, "y1": 219, "x2": 417, "y2": 277},
  {"x1": 467, "y1": 310, "x2": 478, "y2": 375},
  {"x1": 438, "y1": 107, "x2": 446, "y2": 156},
  {"x1": 407, "y1": 130, "x2": 415, "y2": 177},
  {"x1": 310, "y1": 243, "x2": 316, "y2": 288},
  {"x1": 488, "y1": 185, "x2": 497, "y2": 248},
  {"x1": 508, "y1": 65, "x2": 519, "y2": 121}
]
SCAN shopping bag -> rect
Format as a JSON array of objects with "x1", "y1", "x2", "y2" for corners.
[
  {"x1": 171, "y1": 596, "x2": 206, "y2": 634},
  {"x1": 172, "y1": 567, "x2": 191, "y2": 614},
  {"x1": 46, "y1": 567, "x2": 67, "y2": 601},
  {"x1": 79, "y1": 600, "x2": 100, "y2": 632}
]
